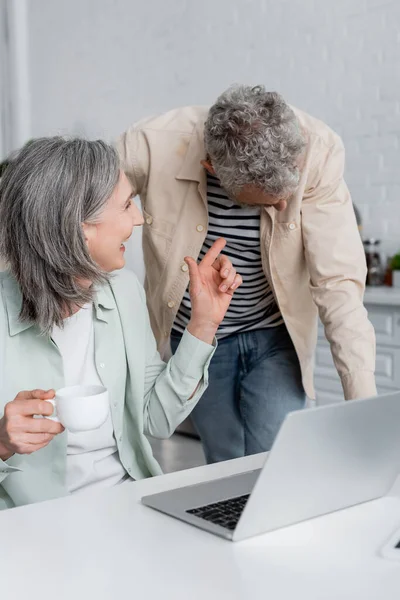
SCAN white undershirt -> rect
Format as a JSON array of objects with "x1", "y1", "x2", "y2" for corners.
[{"x1": 51, "y1": 304, "x2": 127, "y2": 494}]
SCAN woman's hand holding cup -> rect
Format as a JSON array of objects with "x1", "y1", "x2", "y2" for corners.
[{"x1": 0, "y1": 389, "x2": 64, "y2": 461}]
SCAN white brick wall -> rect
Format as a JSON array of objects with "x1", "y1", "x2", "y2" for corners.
[{"x1": 15, "y1": 0, "x2": 400, "y2": 265}]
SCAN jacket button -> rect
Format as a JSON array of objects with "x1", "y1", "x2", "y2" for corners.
[
  {"x1": 289, "y1": 223, "x2": 296, "y2": 230},
  {"x1": 196, "y1": 224, "x2": 204, "y2": 232},
  {"x1": 145, "y1": 216, "x2": 153, "y2": 225},
  {"x1": 181, "y1": 263, "x2": 189, "y2": 272},
  {"x1": 167, "y1": 300, "x2": 176, "y2": 308}
]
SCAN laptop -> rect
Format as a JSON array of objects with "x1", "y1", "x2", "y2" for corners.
[{"x1": 142, "y1": 391, "x2": 400, "y2": 541}]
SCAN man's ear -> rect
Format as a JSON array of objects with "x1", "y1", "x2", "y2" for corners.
[{"x1": 200, "y1": 159, "x2": 216, "y2": 176}]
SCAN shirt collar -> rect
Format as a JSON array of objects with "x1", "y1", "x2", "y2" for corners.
[
  {"x1": 175, "y1": 111, "x2": 208, "y2": 183},
  {"x1": 1, "y1": 273, "x2": 34, "y2": 336},
  {"x1": 93, "y1": 280, "x2": 115, "y2": 323},
  {"x1": 1, "y1": 272, "x2": 115, "y2": 335}
]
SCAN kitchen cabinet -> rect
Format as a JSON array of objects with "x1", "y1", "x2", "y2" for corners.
[{"x1": 315, "y1": 287, "x2": 400, "y2": 404}]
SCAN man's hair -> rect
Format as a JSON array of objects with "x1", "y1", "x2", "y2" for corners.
[
  {"x1": 204, "y1": 84, "x2": 306, "y2": 198},
  {"x1": 0, "y1": 137, "x2": 120, "y2": 334}
]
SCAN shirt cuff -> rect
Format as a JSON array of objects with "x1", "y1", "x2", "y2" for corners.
[
  {"x1": 0, "y1": 457, "x2": 22, "y2": 483},
  {"x1": 172, "y1": 328, "x2": 217, "y2": 380},
  {"x1": 340, "y1": 371, "x2": 377, "y2": 400}
]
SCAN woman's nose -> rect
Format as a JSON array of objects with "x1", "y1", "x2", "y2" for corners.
[
  {"x1": 135, "y1": 212, "x2": 145, "y2": 227},
  {"x1": 133, "y1": 204, "x2": 144, "y2": 226}
]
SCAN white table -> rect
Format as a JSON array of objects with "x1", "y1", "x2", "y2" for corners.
[{"x1": 1, "y1": 453, "x2": 400, "y2": 600}]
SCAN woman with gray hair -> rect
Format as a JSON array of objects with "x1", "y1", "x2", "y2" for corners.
[{"x1": 0, "y1": 137, "x2": 242, "y2": 509}]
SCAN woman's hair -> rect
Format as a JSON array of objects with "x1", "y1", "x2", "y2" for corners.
[
  {"x1": 0, "y1": 137, "x2": 120, "y2": 334},
  {"x1": 204, "y1": 84, "x2": 306, "y2": 199}
]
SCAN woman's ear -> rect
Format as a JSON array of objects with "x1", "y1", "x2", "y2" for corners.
[{"x1": 81, "y1": 222, "x2": 94, "y2": 247}]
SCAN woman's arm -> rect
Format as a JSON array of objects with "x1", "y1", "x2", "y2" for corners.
[{"x1": 141, "y1": 238, "x2": 242, "y2": 438}]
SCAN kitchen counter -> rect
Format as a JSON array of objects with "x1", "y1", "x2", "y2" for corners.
[{"x1": 364, "y1": 286, "x2": 400, "y2": 306}]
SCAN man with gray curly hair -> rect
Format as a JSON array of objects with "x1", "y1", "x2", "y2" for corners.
[
  {"x1": 117, "y1": 84, "x2": 376, "y2": 464},
  {"x1": 204, "y1": 86, "x2": 305, "y2": 203}
]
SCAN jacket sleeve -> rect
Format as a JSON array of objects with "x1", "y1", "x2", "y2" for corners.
[
  {"x1": 301, "y1": 135, "x2": 376, "y2": 400},
  {"x1": 138, "y1": 285, "x2": 216, "y2": 438}
]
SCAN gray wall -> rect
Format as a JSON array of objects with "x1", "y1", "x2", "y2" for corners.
[{"x1": 6, "y1": 0, "x2": 400, "y2": 273}]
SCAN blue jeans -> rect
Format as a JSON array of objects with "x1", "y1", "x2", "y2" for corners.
[{"x1": 170, "y1": 325, "x2": 305, "y2": 463}]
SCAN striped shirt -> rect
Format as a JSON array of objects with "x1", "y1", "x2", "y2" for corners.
[{"x1": 172, "y1": 173, "x2": 283, "y2": 339}]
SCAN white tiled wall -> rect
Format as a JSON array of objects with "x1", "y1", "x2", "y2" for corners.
[{"x1": 5, "y1": 0, "x2": 400, "y2": 273}]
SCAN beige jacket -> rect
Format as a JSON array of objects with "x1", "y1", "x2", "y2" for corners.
[{"x1": 116, "y1": 106, "x2": 376, "y2": 401}]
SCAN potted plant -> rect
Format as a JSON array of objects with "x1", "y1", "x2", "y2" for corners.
[{"x1": 390, "y1": 254, "x2": 400, "y2": 288}]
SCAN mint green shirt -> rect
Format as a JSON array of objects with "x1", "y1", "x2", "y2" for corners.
[{"x1": 0, "y1": 269, "x2": 215, "y2": 509}]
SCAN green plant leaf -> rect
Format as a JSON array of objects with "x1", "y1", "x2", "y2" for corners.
[{"x1": 390, "y1": 254, "x2": 400, "y2": 270}]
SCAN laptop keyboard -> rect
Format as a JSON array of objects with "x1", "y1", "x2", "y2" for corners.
[{"x1": 186, "y1": 494, "x2": 250, "y2": 530}]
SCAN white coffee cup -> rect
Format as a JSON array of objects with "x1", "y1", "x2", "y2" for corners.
[{"x1": 46, "y1": 384, "x2": 109, "y2": 432}]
